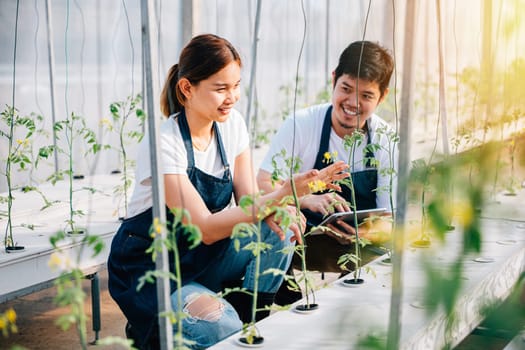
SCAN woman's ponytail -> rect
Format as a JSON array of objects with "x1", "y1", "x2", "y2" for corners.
[{"x1": 160, "y1": 63, "x2": 183, "y2": 117}]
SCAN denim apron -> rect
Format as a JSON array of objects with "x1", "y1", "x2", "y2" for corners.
[
  {"x1": 302, "y1": 105, "x2": 378, "y2": 227},
  {"x1": 108, "y1": 109, "x2": 233, "y2": 347}
]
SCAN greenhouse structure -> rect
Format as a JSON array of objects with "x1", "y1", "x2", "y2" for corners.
[{"x1": 0, "y1": 0, "x2": 524, "y2": 349}]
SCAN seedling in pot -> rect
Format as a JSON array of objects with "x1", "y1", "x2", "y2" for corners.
[
  {"x1": 50, "y1": 112, "x2": 104, "y2": 235},
  {"x1": 231, "y1": 195, "x2": 284, "y2": 346},
  {"x1": 102, "y1": 94, "x2": 145, "y2": 219},
  {"x1": 270, "y1": 150, "x2": 320, "y2": 313},
  {"x1": 409, "y1": 158, "x2": 434, "y2": 248},
  {"x1": 1, "y1": 106, "x2": 54, "y2": 252},
  {"x1": 338, "y1": 130, "x2": 367, "y2": 286}
]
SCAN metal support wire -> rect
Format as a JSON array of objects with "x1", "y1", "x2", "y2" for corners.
[
  {"x1": 386, "y1": 0, "x2": 416, "y2": 349},
  {"x1": 140, "y1": 0, "x2": 173, "y2": 349},
  {"x1": 244, "y1": 0, "x2": 262, "y2": 131},
  {"x1": 44, "y1": 0, "x2": 59, "y2": 173},
  {"x1": 436, "y1": 0, "x2": 450, "y2": 156},
  {"x1": 324, "y1": 0, "x2": 330, "y2": 81}
]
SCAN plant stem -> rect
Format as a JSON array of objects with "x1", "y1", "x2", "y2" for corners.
[
  {"x1": 172, "y1": 226, "x2": 183, "y2": 349},
  {"x1": 388, "y1": 135, "x2": 397, "y2": 252},
  {"x1": 290, "y1": 177, "x2": 312, "y2": 306},
  {"x1": 75, "y1": 274, "x2": 88, "y2": 350},
  {"x1": 5, "y1": 107, "x2": 14, "y2": 247},
  {"x1": 67, "y1": 115, "x2": 74, "y2": 233},
  {"x1": 119, "y1": 102, "x2": 130, "y2": 217},
  {"x1": 421, "y1": 182, "x2": 427, "y2": 240},
  {"x1": 250, "y1": 221, "x2": 262, "y2": 324},
  {"x1": 347, "y1": 135, "x2": 360, "y2": 280}
]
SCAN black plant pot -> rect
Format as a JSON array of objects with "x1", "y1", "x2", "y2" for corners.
[
  {"x1": 342, "y1": 278, "x2": 365, "y2": 287},
  {"x1": 294, "y1": 303, "x2": 319, "y2": 314},
  {"x1": 236, "y1": 335, "x2": 264, "y2": 348},
  {"x1": 5, "y1": 245, "x2": 25, "y2": 253},
  {"x1": 66, "y1": 228, "x2": 86, "y2": 236},
  {"x1": 379, "y1": 257, "x2": 392, "y2": 265}
]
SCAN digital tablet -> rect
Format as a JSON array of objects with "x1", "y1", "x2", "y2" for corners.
[{"x1": 309, "y1": 207, "x2": 387, "y2": 235}]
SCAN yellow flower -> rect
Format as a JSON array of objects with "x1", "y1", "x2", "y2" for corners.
[
  {"x1": 16, "y1": 138, "x2": 29, "y2": 147},
  {"x1": 99, "y1": 118, "x2": 113, "y2": 128},
  {"x1": 151, "y1": 217, "x2": 162, "y2": 237},
  {"x1": 323, "y1": 151, "x2": 338, "y2": 163},
  {"x1": 48, "y1": 252, "x2": 63, "y2": 270},
  {"x1": 308, "y1": 180, "x2": 327, "y2": 193},
  {"x1": 256, "y1": 206, "x2": 273, "y2": 220},
  {"x1": 0, "y1": 317, "x2": 5, "y2": 330},
  {"x1": 451, "y1": 200, "x2": 473, "y2": 227},
  {"x1": 48, "y1": 252, "x2": 72, "y2": 271},
  {"x1": 6, "y1": 309, "x2": 16, "y2": 323}
]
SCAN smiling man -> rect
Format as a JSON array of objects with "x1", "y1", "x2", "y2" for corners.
[{"x1": 256, "y1": 40, "x2": 398, "y2": 304}]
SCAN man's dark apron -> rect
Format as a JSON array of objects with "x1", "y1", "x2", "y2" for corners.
[
  {"x1": 293, "y1": 105, "x2": 379, "y2": 272},
  {"x1": 107, "y1": 110, "x2": 233, "y2": 347}
]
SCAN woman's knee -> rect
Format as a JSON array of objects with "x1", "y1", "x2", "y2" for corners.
[
  {"x1": 183, "y1": 293, "x2": 225, "y2": 322},
  {"x1": 181, "y1": 292, "x2": 241, "y2": 348}
]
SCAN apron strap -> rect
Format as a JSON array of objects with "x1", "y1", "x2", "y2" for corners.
[
  {"x1": 313, "y1": 106, "x2": 333, "y2": 170},
  {"x1": 177, "y1": 110, "x2": 231, "y2": 179},
  {"x1": 312, "y1": 105, "x2": 376, "y2": 170}
]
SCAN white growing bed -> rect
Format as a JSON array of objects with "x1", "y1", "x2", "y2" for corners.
[{"x1": 210, "y1": 191, "x2": 525, "y2": 350}]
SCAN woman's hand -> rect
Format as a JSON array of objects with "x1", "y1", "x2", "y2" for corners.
[
  {"x1": 300, "y1": 192, "x2": 350, "y2": 217},
  {"x1": 265, "y1": 205, "x2": 306, "y2": 244}
]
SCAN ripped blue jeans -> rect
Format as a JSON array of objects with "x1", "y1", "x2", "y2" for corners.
[{"x1": 172, "y1": 221, "x2": 294, "y2": 349}]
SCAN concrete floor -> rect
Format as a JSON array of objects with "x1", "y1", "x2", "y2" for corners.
[{"x1": 0, "y1": 268, "x2": 128, "y2": 350}]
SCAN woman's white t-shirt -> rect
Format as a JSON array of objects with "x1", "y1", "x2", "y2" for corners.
[{"x1": 127, "y1": 109, "x2": 249, "y2": 218}]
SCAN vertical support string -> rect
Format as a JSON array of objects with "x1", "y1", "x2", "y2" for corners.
[
  {"x1": 436, "y1": 0, "x2": 450, "y2": 156},
  {"x1": 244, "y1": 0, "x2": 262, "y2": 132},
  {"x1": 324, "y1": 0, "x2": 330, "y2": 88},
  {"x1": 44, "y1": 0, "x2": 59, "y2": 173}
]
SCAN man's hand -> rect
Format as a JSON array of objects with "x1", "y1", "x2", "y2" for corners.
[
  {"x1": 300, "y1": 192, "x2": 350, "y2": 217},
  {"x1": 325, "y1": 220, "x2": 356, "y2": 245},
  {"x1": 280, "y1": 161, "x2": 349, "y2": 197},
  {"x1": 324, "y1": 214, "x2": 392, "y2": 245}
]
